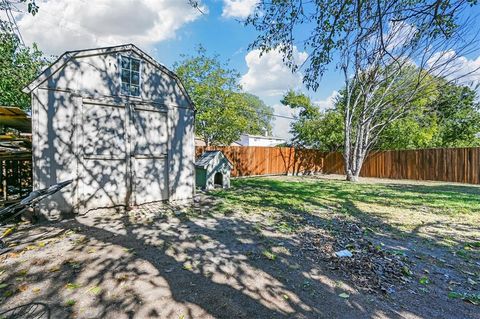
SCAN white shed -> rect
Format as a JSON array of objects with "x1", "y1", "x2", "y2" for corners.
[{"x1": 24, "y1": 44, "x2": 195, "y2": 219}]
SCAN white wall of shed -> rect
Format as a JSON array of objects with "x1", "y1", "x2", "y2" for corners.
[
  {"x1": 31, "y1": 50, "x2": 195, "y2": 218},
  {"x1": 31, "y1": 88, "x2": 80, "y2": 219}
]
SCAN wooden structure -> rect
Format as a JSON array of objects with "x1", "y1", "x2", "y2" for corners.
[
  {"x1": 358, "y1": 148, "x2": 480, "y2": 184},
  {"x1": 24, "y1": 44, "x2": 195, "y2": 219},
  {"x1": 0, "y1": 106, "x2": 32, "y2": 205},
  {"x1": 0, "y1": 106, "x2": 31, "y2": 133},
  {"x1": 0, "y1": 151, "x2": 32, "y2": 204},
  {"x1": 195, "y1": 146, "x2": 326, "y2": 177},
  {"x1": 196, "y1": 146, "x2": 480, "y2": 185},
  {"x1": 195, "y1": 151, "x2": 233, "y2": 190},
  {"x1": 2, "y1": 146, "x2": 480, "y2": 203}
]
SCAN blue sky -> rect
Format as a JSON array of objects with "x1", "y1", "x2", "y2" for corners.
[
  {"x1": 153, "y1": 1, "x2": 342, "y2": 106},
  {"x1": 6, "y1": 0, "x2": 480, "y2": 139},
  {"x1": 148, "y1": 1, "x2": 343, "y2": 139}
]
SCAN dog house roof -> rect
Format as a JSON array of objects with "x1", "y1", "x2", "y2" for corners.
[{"x1": 195, "y1": 151, "x2": 233, "y2": 169}]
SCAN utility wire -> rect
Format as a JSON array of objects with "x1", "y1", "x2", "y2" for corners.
[
  {"x1": 1, "y1": 0, "x2": 25, "y2": 46},
  {"x1": 3, "y1": 2, "x2": 296, "y2": 122}
]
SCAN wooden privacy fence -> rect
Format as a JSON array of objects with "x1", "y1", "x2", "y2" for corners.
[
  {"x1": 359, "y1": 147, "x2": 480, "y2": 184},
  {"x1": 197, "y1": 146, "x2": 480, "y2": 184},
  {"x1": 195, "y1": 146, "x2": 331, "y2": 177},
  {"x1": 1, "y1": 146, "x2": 478, "y2": 204}
]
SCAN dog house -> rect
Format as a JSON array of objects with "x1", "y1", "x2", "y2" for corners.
[
  {"x1": 195, "y1": 151, "x2": 233, "y2": 190},
  {"x1": 24, "y1": 44, "x2": 195, "y2": 219}
]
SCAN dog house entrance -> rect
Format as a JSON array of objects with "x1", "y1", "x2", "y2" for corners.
[{"x1": 214, "y1": 172, "x2": 223, "y2": 187}]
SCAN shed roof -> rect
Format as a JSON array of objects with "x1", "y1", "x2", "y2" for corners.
[
  {"x1": 195, "y1": 151, "x2": 233, "y2": 169},
  {"x1": 23, "y1": 44, "x2": 194, "y2": 109},
  {"x1": 0, "y1": 106, "x2": 31, "y2": 133}
]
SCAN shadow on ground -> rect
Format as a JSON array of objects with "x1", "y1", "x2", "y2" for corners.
[{"x1": 0, "y1": 177, "x2": 479, "y2": 319}]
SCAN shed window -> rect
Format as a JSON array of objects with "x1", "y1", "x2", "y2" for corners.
[{"x1": 120, "y1": 56, "x2": 141, "y2": 96}]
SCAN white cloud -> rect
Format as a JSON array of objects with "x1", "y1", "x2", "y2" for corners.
[
  {"x1": 427, "y1": 50, "x2": 480, "y2": 87},
  {"x1": 313, "y1": 90, "x2": 339, "y2": 111},
  {"x1": 11, "y1": 0, "x2": 206, "y2": 55},
  {"x1": 240, "y1": 47, "x2": 308, "y2": 98},
  {"x1": 385, "y1": 21, "x2": 417, "y2": 52},
  {"x1": 222, "y1": 0, "x2": 258, "y2": 19},
  {"x1": 270, "y1": 103, "x2": 298, "y2": 140}
]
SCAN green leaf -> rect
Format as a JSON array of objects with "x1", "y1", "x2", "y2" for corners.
[
  {"x1": 401, "y1": 266, "x2": 412, "y2": 276},
  {"x1": 467, "y1": 241, "x2": 480, "y2": 248},
  {"x1": 419, "y1": 276, "x2": 430, "y2": 285},
  {"x1": 448, "y1": 291, "x2": 480, "y2": 305},
  {"x1": 65, "y1": 283, "x2": 81, "y2": 290},
  {"x1": 339, "y1": 293, "x2": 350, "y2": 299},
  {"x1": 88, "y1": 286, "x2": 102, "y2": 295},
  {"x1": 448, "y1": 291, "x2": 462, "y2": 299},
  {"x1": 262, "y1": 250, "x2": 277, "y2": 261},
  {"x1": 65, "y1": 299, "x2": 76, "y2": 307}
]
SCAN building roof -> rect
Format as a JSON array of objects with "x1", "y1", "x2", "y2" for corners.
[
  {"x1": 241, "y1": 134, "x2": 285, "y2": 141},
  {"x1": 23, "y1": 44, "x2": 195, "y2": 109},
  {"x1": 0, "y1": 106, "x2": 31, "y2": 133},
  {"x1": 195, "y1": 151, "x2": 233, "y2": 169}
]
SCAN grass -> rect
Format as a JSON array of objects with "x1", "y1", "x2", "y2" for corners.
[
  {"x1": 211, "y1": 176, "x2": 480, "y2": 251},
  {"x1": 214, "y1": 176, "x2": 480, "y2": 215}
]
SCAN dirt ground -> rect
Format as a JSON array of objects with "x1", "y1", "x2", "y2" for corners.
[{"x1": 0, "y1": 176, "x2": 479, "y2": 319}]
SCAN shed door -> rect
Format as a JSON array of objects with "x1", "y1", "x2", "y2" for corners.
[
  {"x1": 131, "y1": 104, "x2": 169, "y2": 205},
  {"x1": 80, "y1": 102, "x2": 129, "y2": 211},
  {"x1": 79, "y1": 101, "x2": 169, "y2": 211}
]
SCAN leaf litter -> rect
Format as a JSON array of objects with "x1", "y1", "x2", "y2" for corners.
[{"x1": 300, "y1": 217, "x2": 411, "y2": 294}]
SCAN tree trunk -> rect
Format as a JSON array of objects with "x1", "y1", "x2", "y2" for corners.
[
  {"x1": 345, "y1": 143, "x2": 365, "y2": 182},
  {"x1": 346, "y1": 170, "x2": 358, "y2": 182}
]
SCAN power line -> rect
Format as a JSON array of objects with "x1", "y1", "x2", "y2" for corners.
[
  {"x1": 2, "y1": 3, "x2": 295, "y2": 122},
  {"x1": 196, "y1": 96, "x2": 296, "y2": 120},
  {"x1": 1, "y1": 0, "x2": 25, "y2": 46},
  {"x1": 5, "y1": 1, "x2": 101, "y2": 46}
]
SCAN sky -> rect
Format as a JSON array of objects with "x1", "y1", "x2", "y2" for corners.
[{"x1": 5, "y1": 0, "x2": 480, "y2": 139}]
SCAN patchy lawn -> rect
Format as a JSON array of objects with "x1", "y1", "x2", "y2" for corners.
[
  {"x1": 216, "y1": 176, "x2": 480, "y2": 247},
  {"x1": 0, "y1": 176, "x2": 479, "y2": 318}
]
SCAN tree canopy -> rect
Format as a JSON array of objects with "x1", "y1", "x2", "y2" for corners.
[
  {"x1": 239, "y1": 93, "x2": 274, "y2": 136},
  {"x1": 247, "y1": 0, "x2": 479, "y2": 181},
  {"x1": 174, "y1": 46, "x2": 273, "y2": 146},
  {"x1": 281, "y1": 90, "x2": 344, "y2": 151},
  {"x1": 287, "y1": 80, "x2": 480, "y2": 151},
  {"x1": 246, "y1": 0, "x2": 478, "y2": 90},
  {"x1": 0, "y1": 24, "x2": 46, "y2": 110}
]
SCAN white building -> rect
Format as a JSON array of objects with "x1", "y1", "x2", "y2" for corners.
[
  {"x1": 237, "y1": 134, "x2": 286, "y2": 147},
  {"x1": 24, "y1": 44, "x2": 195, "y2": 219}
]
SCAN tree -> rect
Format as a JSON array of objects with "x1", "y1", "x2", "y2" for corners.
[
  {"x1": 315, "y1": 110, "x2": 344, "y2": 152},
  {"x1": 239, "y1": 93, "x2": 274, "y2": 136},
  {"x1": 281, "y1": 90, "x2": 321, "y2": 147},
  {"x1": 431, "y1": 82, "x2": 480, "y2": 147},
  {"x1": 377, "y1": 108, "x2": 440, "y2": 150},
  {"x1": 246, "y1": 0, "x2": 479, "y2": 181},
  {"x1": 174, "y1": 46, "x2": 273, "y2": 146},
  {"x1": 281, "y1": 90, "x2": 343, "y2": 151},
  {"x1": 0, "y1": 24, "x2": 46, "y2": 110},
  {"x1": 0, "y1": 1, "x2": 39, "y2": 15},
  {"x1": 285, "y1": 79, "x2": 480, "y2": 151}
]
